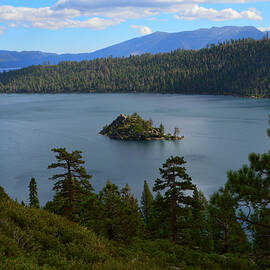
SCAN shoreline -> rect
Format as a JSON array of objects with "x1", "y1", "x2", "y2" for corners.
[
  {"x1": 0, "y1": 91, "x2": 269, "y2": 99},
  {"x1": 103, "y1": 134, "x2": 184, "y2": 141}
]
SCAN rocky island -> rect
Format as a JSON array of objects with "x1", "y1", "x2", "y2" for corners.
[{"x1": 99, "y1": 113, "x2": 184, "y2": 141}]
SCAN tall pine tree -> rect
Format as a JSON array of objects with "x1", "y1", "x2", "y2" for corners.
[
  {"x1": 153, "y1": 156, "x2": 195, "y2": 242},
  {"x1": 48, "y1": 148, "x2": 92, "y2": 216}
]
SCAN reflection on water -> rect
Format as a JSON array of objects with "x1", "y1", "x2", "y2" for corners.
[{"x1": 0, "y1": 93, "x2": 269, "y2": 204}]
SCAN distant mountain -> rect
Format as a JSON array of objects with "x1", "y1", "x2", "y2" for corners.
[
  {"x1": 89, "y1": 26, "x2": 266, "y2": 58},
  {"x1": 0, "y1": 26, "x2": 267, "y2": 69}
]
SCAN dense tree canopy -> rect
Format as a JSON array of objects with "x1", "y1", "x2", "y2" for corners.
[{"x1": 0, "y1": 38, "x2": 270, "y2": 97}]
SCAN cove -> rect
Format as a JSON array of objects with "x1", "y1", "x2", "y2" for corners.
[{"x1": 0, "y1": 93, "x2": 269, "y2": 204}]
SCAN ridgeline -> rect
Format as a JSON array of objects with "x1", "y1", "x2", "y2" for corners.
[{"x1": 0, "y1": 38, "x2": 270, "y2": 97}]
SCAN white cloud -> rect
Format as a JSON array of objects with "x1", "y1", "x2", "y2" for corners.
[
  {"x1": 257, "y1": 26, "x2": 270, "y2": 32},
  {"x1": 174, "y1": 5, "x2": 262, "y2": 21},
  {"x1": 0, "y1": 0, "x2": 265, "y2": 32},
  {"x1": 54, "y1": 0, "x2": 268, "y2": 11},
  {"x1": 32, "y1": 17, "x2": 123, "y2": 30},
  {"x1": 0, "y1": 5, "x2": 121, "y2": 30},
  {"x1": 131, "y1": 25, "x2": 153, "y2": 35},
  {"x1": 241, "y1": 8, "x2": 262, "y2": 20},
  {"x1": 54, "y1": 0, "x2": 264, "y2": 22}
]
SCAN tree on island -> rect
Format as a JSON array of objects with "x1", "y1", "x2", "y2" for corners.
[
  {"x1": 149, "y1": 117, "x2": 153, "y2": 126},
  {"x1": 48, "y1": 148, "x2": 92, "y2": 216},
  {"x1": 29, "y1": 177, "x2": 40, "y2": 208},
  {"x1": 100, "y1": 113, "x2": 183, "y2": 141},
  {"x1": 159, "y1": 123, "x2": 165, "y2": 136},
  {"x1": 174, "y1": 127, "x2": 180, "y2": 137},
  {"x1": 153, "y1": 156, "x2": 195, "y2": 242}
]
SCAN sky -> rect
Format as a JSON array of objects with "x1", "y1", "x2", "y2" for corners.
[{"x1": 0, "y1": 0, "x2": 269, "y2": 53}]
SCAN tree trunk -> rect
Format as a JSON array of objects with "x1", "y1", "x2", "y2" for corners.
[
  {"x1": 108, "y1": 224, "x2": 114, "y2": 240},
  {"x1": 171, "y1": 173, "x2": 177, "y2": 242},
  {"x1": 223, "y1": 224, "x2": 229, "y2": 253},
  {"x1": 67, "y1": 161, "x2": 74, "y2": 206}
]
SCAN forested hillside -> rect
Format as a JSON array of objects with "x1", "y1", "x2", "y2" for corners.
[{"x1": 0, "y1": 38, "x2": 269, "y2": 97}]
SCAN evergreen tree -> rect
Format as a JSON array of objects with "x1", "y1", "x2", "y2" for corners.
[
  {"x1": 153, "y1": 156, "x2": 195, "y2": 242},
  {"x1": 224, "y1": 114, "x2": 270, "y2": 266},
  {"x1": 208, "y1": 187, "x2": 249, "y2": 254},
  {"x1": 120, "y1": 184, "x2": 143, "y2": 241},
  {"x1": 48, "y1": 148, "x2": 92, "y2": 216},
  {"x1": 159, "y1": 123, "x2": 165, "y2": 136},
  {"x1": 173, "y1": 127, "x2": 180, "y2": 137},
  {"x1": 226, "y1": 115, "x2": 270, "y2": 230},
  {"x1": 141, "y1": 180, "x2": 154, "y2": 227},
  {"x1": 98, "y1": 180, "x2": 121, "y2": 240},
  {"x1": 28, "y1": 177, "x2": 40, "y2": 208},
  {"x1": 1, "y1": 38, "x2": 270, "y2": 97},
  {"x1": 98, "y1": 181, "x2": 143, "y2": 242},
  {"x1": 183, "y1": 188, "x2": 213, "y2": 251},
  {"x1": 148, "y1": 192, "x2": 170, "y2": 239}
]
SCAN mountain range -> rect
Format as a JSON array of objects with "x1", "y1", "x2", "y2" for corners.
[{"x1": 0, "y1": 26, "x2": 268, "y2": 69}]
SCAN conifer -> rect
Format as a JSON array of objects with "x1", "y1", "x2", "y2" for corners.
[
  {"x1": 153, "y1": 156, "x2": 195, "y2": 242},
  {"x1": 29, "y1": 177, "x2": 40, "y2": 208}
]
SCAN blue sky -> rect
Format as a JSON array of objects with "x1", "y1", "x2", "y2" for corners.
[{"x1": 0, "y1": 0, "x2": 269, "y2": 53}]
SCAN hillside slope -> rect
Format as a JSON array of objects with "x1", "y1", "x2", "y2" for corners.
[
  {"x1": 0, "y1": 187, "x2": 256, "y2": 270},
  {"x1": 0, "y1": 186, "x2": 167, "y2": 270},
  {"x1": 0, "y1": 38, "x2": 269, "y2": 97}
]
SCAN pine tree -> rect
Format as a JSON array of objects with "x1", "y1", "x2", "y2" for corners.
[
  {"x1": 184, "y1": 188, "x2": 213, "y2": 251},
  {"x1": 153, "y1": 156, "x2": 195, "y2": 242},
  {"x1": 141, "y1": 180, "x2": 154, "y2": 227},
  {"x1": 98, "y1": 181, "x2": 143, "y2": 242},
  {"x1": 28, "y1": 177, "x2": 40, "y2": 208},
  {"x1": 159, "y1": 123, "x2": 165, "y2": 136},
  {"x1": 48, "y1": 148, "x2": 92, "y2": 216},
  {"x1": 225, "y1": 114, "x2": 270, "y2": 265},
  {"x1": 208, "y1": 187, "x2": 248, "y2": 254},
  {"x1": 149, "y1": 192, "x2": 170, "y2": 239},
  {"x1": 120, "y1": 184, "x2": 143, "y2": 241},
  {"x1": 98, "y1": 180, "x2": 121, "y2": 240},
  {"x1": 173, "y1": 127, "x2": 180, "y2": 137}
]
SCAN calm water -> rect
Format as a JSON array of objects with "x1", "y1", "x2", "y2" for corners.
[
  {"x1": 0, "y1": 67, "x2": 21, "y2": 73},
  {"x1": 0, "y1": 94, "x2": 269, "y2": 204}
]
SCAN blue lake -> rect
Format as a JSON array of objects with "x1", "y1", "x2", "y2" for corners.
[{"x1": 0, "y1": 94, "x2": 269, "y2": 204}]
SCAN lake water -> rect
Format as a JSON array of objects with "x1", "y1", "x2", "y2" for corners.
[
  {"x1": 0, "y1": 94, "x2": 269, "y2": 205},
  {"x1": 0, "y1": 67, "x2": 21, "y2": 73}
]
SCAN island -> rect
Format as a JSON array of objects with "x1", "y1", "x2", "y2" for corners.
[{"x1": 99, "y1": 113, "x2": 184, "y2": 141}]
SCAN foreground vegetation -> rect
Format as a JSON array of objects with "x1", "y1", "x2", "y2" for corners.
[
  {"x1": 0, "y1": 38, "x2": 270, "y2": 97},
  {"x1": 0, "y1": 187, "x2": 170, "y2": 270},
  {"x1": 1, "y1": 116, "x2": 270, "y2": 269}
]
